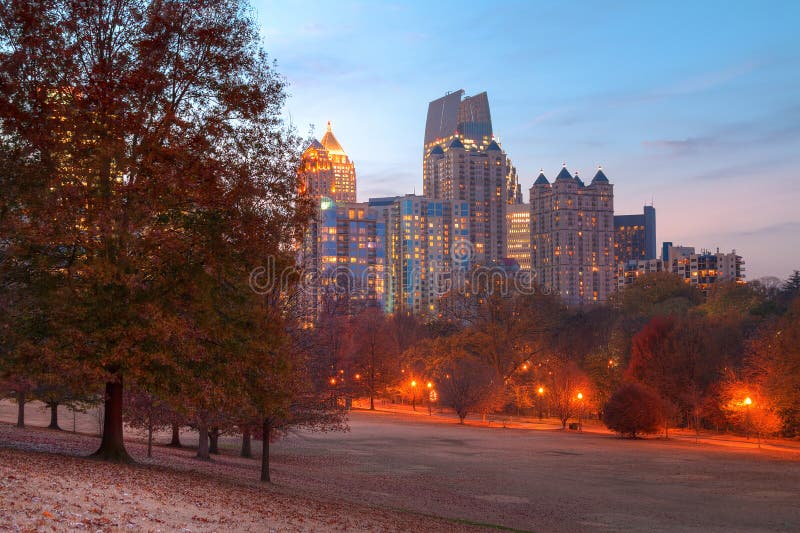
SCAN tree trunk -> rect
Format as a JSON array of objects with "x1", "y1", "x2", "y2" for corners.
[
  {"x1": 209, "y1": 427, "x2": 220, "y2": 454},
  {"x1": 15, "y1": 390, "x2": 25, "y2": 428},
  {"x1": 197, "y1": 424, "x2": 210, "y2": 460},
  {"x1": 168, "y1": 423, "x2": 182, "y2": 447},
  {"x1": 241, "y1": 429, "x2": 252, "y2": 458},
  {"x1": 369, "y1": 392, "x2": 375, "y2": 410},
  {"x1": 260, "y1": 418, "x2": 271, "y2": 483},
  {"x1": 48, "y1": 402, "x2": 61, "y2": 430},
  {"x1": 92, "y1": 381, "x2": 133, "y2": 463},
  {"x1": 147, "y1": 414, "x2": 153, "y2": 458}
]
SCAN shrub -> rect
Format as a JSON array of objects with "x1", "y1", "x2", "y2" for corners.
[{"x1": 602, "y1": 383, "x2": 663, "y2": 438}]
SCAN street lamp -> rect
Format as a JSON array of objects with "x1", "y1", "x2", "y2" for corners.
[
  {"x1": 411, "y1": 380, "x2": 417, "y2": 411},
  {"x1": 744, "y1": 396, "x2": 752, "y2": 441},
  {"x1": 537, "y1": 387, "x2": 545, "y2": 420},
  {"x1": 577, "y1": 392, "x2": 584, "y2": 432},
  {"x1": 427, "y1": 382, "x2": 433, "y2": 415}
]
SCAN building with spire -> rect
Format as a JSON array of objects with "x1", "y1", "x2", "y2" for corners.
[
  {"x1": 530, "y1": 166, "x2": 615, "y2": 305},
  {"x1": 299, "y1": 121, "x2": 357, "y2": 203},
  {"x1": 423, "y1": 91, "x2": 520, "y2": 264}
]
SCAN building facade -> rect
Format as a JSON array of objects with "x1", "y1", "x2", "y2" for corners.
[
  {"x1": 305, "y1": 199, "x2": 385, "y2": 317},
  {"x1": 665, "y1": 245, "x2": 746, "y2": 294},
  {"x1": 530, "y1": 166, "x2": 615, "y2": 305},
  {"x1": 299, "y1": 121, "x2": 357, "y2": 203},
  {"x1": 614, "y1": 205, "x2": 656, "y2": 263},
  {"x1": 423, "y1": 91, "x2": 520, "y2": 264},
  {"x1": 506, "y1": 202, "x2": 531, "y2": 272},
  {"x1": 369, "y1": 195, "x2": 470, "y2": 316},
  {"x1": 617, "y1": 258, "x2": 665, "y2": 288}
]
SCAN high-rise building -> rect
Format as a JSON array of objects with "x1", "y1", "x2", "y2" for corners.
[
  {"x1": 614, "y1": 205, "x2": 656, "y2": 263},
  {"x1": 665, "y1": 245, "x2": 746, "y2": 294},
  {"x1": 304, "y1": 199, "x2": 384, "y2": 317},
  {"x1": 369, "y1": 195, "x2": 470, "y2": 316},
  {"x1": 423, "y1": 91, "x2": 520, "y2": 264},
  {"x1": 299, "y1": 121, "x2": 356, "y2": 203},
  {"x1": 506, "y1": 203, "x2": 531, "y2": 272},
  {"x1": 530, "y1": 166, "x2": 615, "y2": 305}
]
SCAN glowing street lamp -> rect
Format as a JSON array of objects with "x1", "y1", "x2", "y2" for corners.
[
  {"x1": 426, "y1": 382, "x2": 434, "y2": 415},
  {"x1": 411, "y1": 380, "x2": 417, "y2": 411},
  {"x1": 577, "y1": 392, "x2": 584, "y2": 432},
  {"x1": 537, "y1": 387, "x2": 545, "y2": 420},
  {"x1": 744, "y1": 396, "x2": 752, "y2": 441}
]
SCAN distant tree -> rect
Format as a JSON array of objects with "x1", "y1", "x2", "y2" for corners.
[
  {"x1": 719, "y1": 380, "x2": 782, "y2": 444},
  {"x1": 602, "y1": 383, "x2": 664, "y2": 438},
  {"x1": 627, "y1": 314, "x2": 736, "y2": 436},
  {"x1": 782, "y1": 270, "x2": 800, "y2": 298},
  {"x1": 747, "y1": 297, "x2": 800, "y2": 435},
  {"x1": 614, "y1": 272, "x2": 702, "y2": 317},
  {"x1": 545, "y1": 358, "x2": 591, "y2": 429},
  {"x1": 123, "y1": 389, "x2": 173, "y2": 458},
  {"x1": 350, "y1": 308, "x2": 398, "y2": 410},
  {"x1": 428, "y1": 335, "x2": 502, "y2": 424}
]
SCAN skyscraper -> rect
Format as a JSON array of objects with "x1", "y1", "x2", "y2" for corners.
[
  {"x1": 299, "y1": 121, "x2": 356, "y2": 203},
  {"x1": 530, "y1": 166, "x2": 615, "y2": 305},
  {"x1": 614, "y1": 205, "x2": 656, "y2": 263},
  {"x1": 423, "y1": 91, "x2": 519, "y2": 264},
  {"x1": 368, "y1": 195, "x2": 470, "y2": 316},
  {"x1": 305, "y1": 199, "x2": 384, "y2": 318}
]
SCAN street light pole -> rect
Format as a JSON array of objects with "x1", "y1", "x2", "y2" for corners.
[
  {"x1": 537, "y1": 387, "x2": 544, "y2": 420},
  {"x1": 411, "y1": 380, "x2": 417, "y2": 411},
  {"x1": 427, "y1": 382, "x2": 433, "y2": 415},
  {"x1": 744, "y1": 396, "x2": 752, "y2": 442},
  {"x1": 577, "y1": 392, "x2": 584, "y2": 432}
]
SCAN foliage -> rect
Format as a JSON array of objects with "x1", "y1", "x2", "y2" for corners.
[{"x1": 602, "y1": 383, "x2": 664, "y2": 437}]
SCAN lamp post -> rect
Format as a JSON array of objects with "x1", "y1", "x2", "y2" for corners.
[
  {"x1": 744, "y1": 396, "x2": 752, "y2": 441},
  {"x1": 577, "y1": 392, "x2": 584, "y2": 432},
  {"x1": 537, "y1": 387, "x2": 544, "y2": 420},
  {"x1": 411, "y1": 380, "x2": 417, "y2": 411},
  {"x1": 427, "y1": 382, "x2": 433, "y2": 415}
]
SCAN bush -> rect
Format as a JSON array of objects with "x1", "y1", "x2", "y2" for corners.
[{"x1": 602, "y1": 383, "x2": 663, "y2": 438}]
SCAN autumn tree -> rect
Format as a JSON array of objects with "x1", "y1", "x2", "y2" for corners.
[
  {"x1": 545, "y1": 358, "x2": 591, "y2": 429},
  {"x1": 614, "y1": 272, "x2": 702, "y2": 317},
  {"x1": 602, "y1": 383, "x2": 663, "y2": 438},
  {"x1": 349, "y1": 308, "x2": 398, "y2": 410},
  {"x1": 424, "y1": 335, "x2": 502, "y2": 424},
  {"x1": 747, "y1": 297, "x2": 800, "y2": 435},
  {"x1": 0, "y1": 0, "x2": 309, "y2": 462},
  {"x1": 123, "y1": 388, "x2": 173, "y2": 458}
]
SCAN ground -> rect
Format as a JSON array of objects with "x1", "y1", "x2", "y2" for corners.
[{"x1": 2, "y1": 401, "x2": 800, "y2": 532}]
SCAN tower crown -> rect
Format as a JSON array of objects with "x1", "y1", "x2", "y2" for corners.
[{"x1": 320, "y1": 121, "x2": 346, "y2": 155}]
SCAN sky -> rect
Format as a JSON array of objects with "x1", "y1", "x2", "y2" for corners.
[{"x1": 252, "y1": 0, "x2": 800, "y2": 280}]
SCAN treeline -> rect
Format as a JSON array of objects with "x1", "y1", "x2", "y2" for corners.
[{"x1": 329, "y1": 271, "x2": 800, "y2": 438}]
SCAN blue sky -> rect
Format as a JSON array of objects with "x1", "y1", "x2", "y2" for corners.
[{"x1": 252, "y1": 1, "x2": 800, "y2": 280}]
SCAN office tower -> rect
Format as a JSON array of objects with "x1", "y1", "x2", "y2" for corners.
[
  {"x1": 307, "y1": 199, "x2": 384, "y2": 317},
  {"x1": 664, "y1": 245, "x2": 746, "y2": 294},
  {"x1": 530, "y1": 166, "x2": 615, "y2": 305},
  {"x1": 614, "y1": 205, "x2": 656, "y2": 263},
  {"x1": 299, "y1": 121, "x2": 356, "y2": 203},
  {"x1": 423, "y1": 90, "x2": 520, "y2": 264},
  {"x1": 506, "y1": 203, "x2": 531, "y2": 272},
  {"x1": 369, "y1": 195, "x2": 470, "y2": 316}
]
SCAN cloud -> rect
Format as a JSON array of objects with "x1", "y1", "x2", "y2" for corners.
[
  {"x1": 727, "y1": 221, "x2": 800, "y2": 238},
  {"x1": 641, "y1": 136, "x2": 718, "y2": 156}
]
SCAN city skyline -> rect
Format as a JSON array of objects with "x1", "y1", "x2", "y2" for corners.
[{"x1": 253, "y1": 0, "x2": 800, "y2": 280}]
